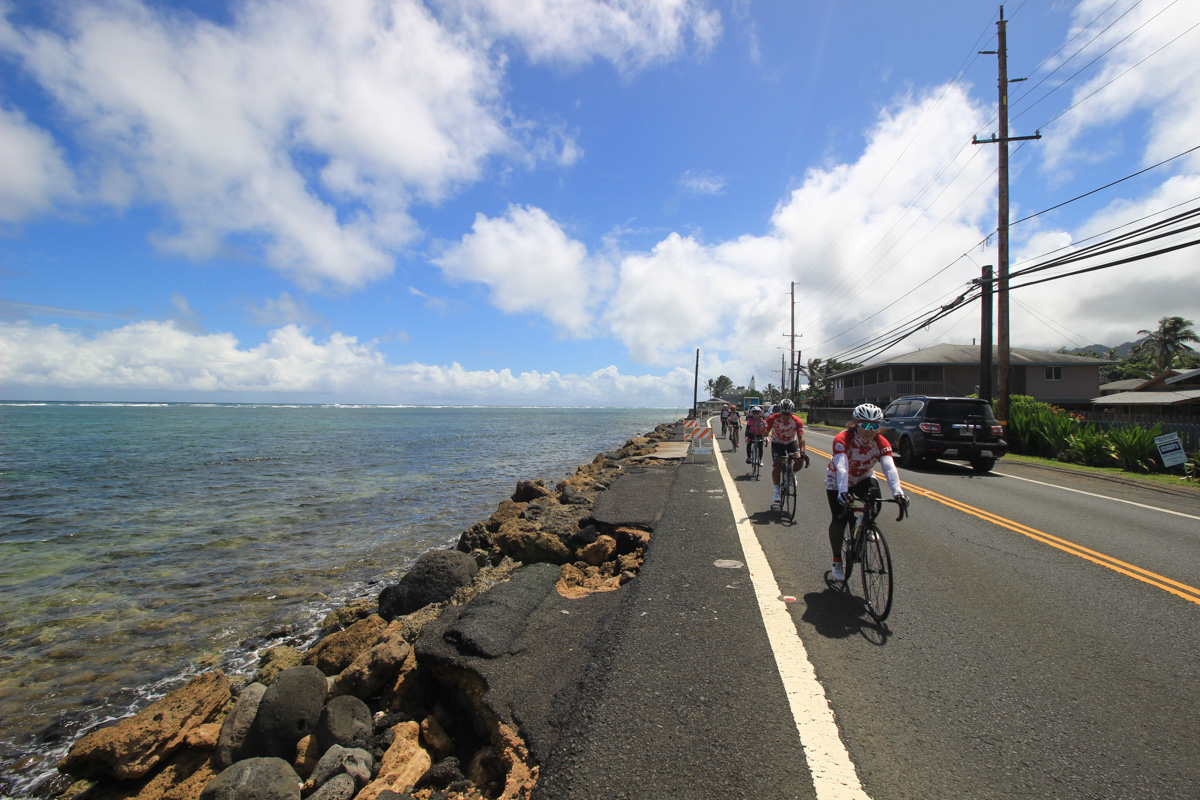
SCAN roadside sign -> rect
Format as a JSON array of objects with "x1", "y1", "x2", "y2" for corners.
[
  {"x1": 1154, "y1": 432, "x2": 1186, "y2": 468},
  {"x1": 687, "y1": 427, "x2": 714, "y2": 454}
]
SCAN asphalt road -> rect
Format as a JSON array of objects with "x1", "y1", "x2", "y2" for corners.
[{"x1": 726, "y1": 425, "x2": 1200, "y2": 800}]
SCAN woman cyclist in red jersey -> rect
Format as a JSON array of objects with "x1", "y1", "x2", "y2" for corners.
[
  {"x1": 825, "y1": 403, "x2": 908, "y2": 581},
  {"x1": 766, "y1": 399, "x2": 806, "y2": 503},
  {"x1": 744, "y1": 405, "x2": 768, "y2": 463}
]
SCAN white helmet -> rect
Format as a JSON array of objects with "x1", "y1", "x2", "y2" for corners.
[{"x1": 852, "y1": 403, "x2": 884, "y2": 422}]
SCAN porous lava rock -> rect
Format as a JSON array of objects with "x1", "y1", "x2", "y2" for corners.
[
  {"x1": 378, "y1": 550, "x2": 479, "y2": 621},
  {"x1": 303, "y1": 614, "x2": 387, "y2": 675},
  {"x1": 316, "y1": 695, "x2": 372, "y2": 752},
  {"x1": 215, "y1": 682, "x2": 267, "y2": 768},
  {"x1": 59, "y1": 670, "x2": 230, "y2": 781},
  {"x1": 244, "y1": 666, "x2": 327, "y2": 760},
  {"x1": 199, "y1": 756, "x2": 301, "y2": 800}
]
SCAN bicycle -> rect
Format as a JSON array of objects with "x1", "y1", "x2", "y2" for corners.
[
  {"x1": 729, "y1": 423, "x2": 740, "y2": 451},
  {"x1": 747, "y1": 435, "x2": 765, "y2": 480},
  {"x1": 775, "y1": 450, "x2": 809, "y2": 522},
  {"x1": 839, "y1": 496, "x2": 907, "y2": 621}
]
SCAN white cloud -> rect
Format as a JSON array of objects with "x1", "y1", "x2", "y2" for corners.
[
  {"x1": 604, "y1": 83, "x2": 996, "y2": 375},
  {"x1": 434, "y1": 0, "x2": 722, "y2": 73},
  {"x1": 245, "y1": 292, "x2": 325, "y2": 327},
  {"x1": 433, "y1": 204, "x2": 612, "y2": 336},
  {"x1": 0, "y1": 104, "x2": 76, "y2": 222},
  {"x1": 679, "y1": 169, "x2": 726, "y2": 195},
  {"x1": 1041, "y1": 0, "x2": 1200, "y2": 174},
  {"x1": 0, "y1": 320, "x2": 690, "y2": 406}
]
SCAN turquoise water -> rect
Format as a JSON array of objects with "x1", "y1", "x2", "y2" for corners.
[{"x1": 0, "y1": 403, "x2": 679, "y2": 797}]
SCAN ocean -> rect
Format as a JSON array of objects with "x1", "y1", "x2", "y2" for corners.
[{"x1": 0, "y1": 402, "x2": 681, "y2": 797}]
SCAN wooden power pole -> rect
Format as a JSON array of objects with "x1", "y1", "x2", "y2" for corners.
[{"x1": 973, "y1": 5, "x2": 1039, "y2": 425}]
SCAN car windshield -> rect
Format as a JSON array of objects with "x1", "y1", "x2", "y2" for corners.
[{"x1": 927, "y1": 400, "x2": 994, "y2": 419}]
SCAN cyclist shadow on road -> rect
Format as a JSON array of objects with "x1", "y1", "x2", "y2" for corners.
[{"x1": 801, "y1": 585, "x2": 890, "y2": 644}]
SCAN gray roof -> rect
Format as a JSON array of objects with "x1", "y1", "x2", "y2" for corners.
[
  {"x1": 1092, "y1": 389, "x2": 1200, "y2": 406},
  {"x1": 830, "y1": 343, "x2": 1113, "y2": 377},
  {"x1": 1100, "y1": 378, "x2": 1144, "y2": 393},
  {"x1": 1166, "y1": 367, "x2": 1200, "y2": 386}
]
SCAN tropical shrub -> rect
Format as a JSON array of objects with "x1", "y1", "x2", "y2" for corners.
[
  {"x1": 1108, "y1": 423, "x2": 1163, "y2": 473},
  {"x1": 1064, "y1": 424, "x2": 1116, "y2": 467},
  {"x1": 1036, "y1": 409, "x2": 1082, "y2": 459},
  {"x1": 1006, "y1": 395, "x2": 1049, "y2": 456}
]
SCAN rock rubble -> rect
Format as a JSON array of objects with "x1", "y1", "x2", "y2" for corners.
[{"x1": 52, "y1": 423, "x2": 679, "y2": 800}]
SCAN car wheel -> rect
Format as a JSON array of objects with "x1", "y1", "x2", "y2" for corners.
[
  {"x1": 971, "y1": 457, "x2": 996, "y2": 474},
  {"x1": 899, "y1": 437, "x2": 918, "y2": 469}
]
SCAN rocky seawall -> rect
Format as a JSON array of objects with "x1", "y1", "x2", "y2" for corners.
[{"x1": 48, "y1": 422, "x2": 683, "y2": 800}]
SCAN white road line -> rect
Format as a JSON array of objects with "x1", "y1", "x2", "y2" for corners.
[
  {"x1": 711, "y1": 442, "x2": 871, "y2": 800},
  {"x1": 993, "y1": 471, "x2": 1200, "y2": 521}
]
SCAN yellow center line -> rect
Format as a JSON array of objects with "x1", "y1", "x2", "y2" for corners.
[{"x1": 806, "y1": 446, "x2": 1200, "y2": 606}]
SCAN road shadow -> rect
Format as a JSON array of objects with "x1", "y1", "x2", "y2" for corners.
[
  {"x1": 746, "y1": 509, "x2": 777, "y2": 527},
  {"x1": 800, "y1": 584, "x2": 890, "y2": 644},
  {"x1": 899, "y1": 459, "x2": 1005, "y2": 478}
]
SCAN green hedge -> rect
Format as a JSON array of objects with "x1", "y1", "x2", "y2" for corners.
[{"x1": 1006, "y1": 395, "x2": 1167, "y2": 472}]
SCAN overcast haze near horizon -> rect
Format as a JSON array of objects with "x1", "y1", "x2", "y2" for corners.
[{"x1": 2, "y1": 0, "x2": 1198, "y2": 407}]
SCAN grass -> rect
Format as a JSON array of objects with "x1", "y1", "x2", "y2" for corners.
[{"x1": 1000, "y1": 452, "x2": 1199, "y2": 492}]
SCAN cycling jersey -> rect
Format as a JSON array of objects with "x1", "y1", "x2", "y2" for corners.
[
  {"x1": 766, "y1": 413, "x2": 804, "y2": 444},
  {"x1": 745, "y1": 416, "x2": 768, "y2": 437},
  {"x1": 825, "y1": 429, "x2": 902, "y2": 495}
]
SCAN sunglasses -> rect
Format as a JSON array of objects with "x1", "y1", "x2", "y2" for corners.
[{"x1": 858, "y1": 421, "x2": 880, "y2": 431}]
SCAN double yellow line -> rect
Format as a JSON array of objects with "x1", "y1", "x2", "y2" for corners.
[{"x1": 807, "y1": 446, "x2": 1200, "y2": 606}]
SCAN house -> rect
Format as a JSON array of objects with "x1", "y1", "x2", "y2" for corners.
[
  {"x1": 828, "y1": 343, "x2": 1113, "y2": 408},
  {"x1": 1091, "y1": 367, "x2": 1200, "y2": 419}
]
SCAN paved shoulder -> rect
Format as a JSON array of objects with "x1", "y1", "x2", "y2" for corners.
[{"x1": 533, "y1": 458, "x2": 815, "y2": 800}]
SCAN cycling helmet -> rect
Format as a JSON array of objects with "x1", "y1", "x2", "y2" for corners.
[
  {"x1": 779, "y1": 399, "x2": 795, "y2": 414},
  {"x1": 852, "y1": 403, "x2": 884, "y2": 422},
  {"x1": 750, "y1": 405, "x2": 763, "y2": 414}
]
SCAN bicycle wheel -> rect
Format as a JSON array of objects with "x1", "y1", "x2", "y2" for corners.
[
  {"x1": 782, "y1": 469, "x2": 797, "y2": 521},
  {"x1": 840, "y1": 524, "x2": 857, "y2": 584},
  {"x1": 859, "y1": 524, "x2": 894, "y2": 621},
  {"x1": 751, "y1": 441, "x2": 762, "y2": 480}
]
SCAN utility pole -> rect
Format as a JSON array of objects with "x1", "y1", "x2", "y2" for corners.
[
  {"x1": 692, "y1": 348, "x2": 699, "y2": 419},
  {"x1": 979, "y1": 265, "x2": 993, "y2": 403},
  {"x1": 973, "y1": 5, "x2": 1040, "y2": 425}
]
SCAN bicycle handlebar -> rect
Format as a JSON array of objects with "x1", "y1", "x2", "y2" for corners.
[{"x1": 843, "y1": 496, "x2": 909, "y2": 522}]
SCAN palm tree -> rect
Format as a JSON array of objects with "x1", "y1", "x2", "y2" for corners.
[{"x1": 1136, "y1": 316, "x2": 1200, "y2": 372}]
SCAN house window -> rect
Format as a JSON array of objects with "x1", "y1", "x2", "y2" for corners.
[{"x1": 1045, "y1": 366, "x2": 1063, "y2": 381}]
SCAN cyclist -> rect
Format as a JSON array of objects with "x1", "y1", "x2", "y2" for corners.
[
  {"x1": 825, "y1": 403, "x2": 908, "y2": 581},
  {"x1": 744, "y1": 405, "x2": 768, "y2": 464},
  {"x1": 727, "y1": 406, "x2": 742, "y2": 450},
  {"x1": 720, "y1": 403, "x2": 732, "y2": 437},
  {"x1": 766, "y1": 399, "x2": 806, "y2": 504}
]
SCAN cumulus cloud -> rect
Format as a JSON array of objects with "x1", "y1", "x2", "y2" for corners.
[
  {"x1": 0, "y1": 0, "x2": 720, "y2": 290},
  {"x1": 433, "y1": 204, "x2": 613, "y2": 337},
  {"x1": 0, "y1": 104, "x2": 76, "y2": 222},
  {"x1": 1040, "y1": 0, "x2": 1200, "y2": 174},
  {"x1": 0, "y1": 320, "x2": 691, "y2": 406},
  {"x1": 603, "y1": 83, "x2": 995, "y2": 374}
]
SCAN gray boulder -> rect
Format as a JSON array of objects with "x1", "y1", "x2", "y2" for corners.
[
  {"x1": 309, "y1": 773, "x2": 357, "y2": 800},
  {"x1": 309, "y1": 744, "x2": 375, "y2": 789},
  {"x1": 316, "y1": 695, "x2": 372, "y2": 752},
  {"x1": 378, "y1": 550, "x2": 479, "y2": 620},
  {"x1": 200, "y1": 757, "x2": 301, "y2": 800},
  {"x1": 215, "y1": 682, "x2": 266, "y2": 768},
  {"x1": 245, "y1": 666, "x2": 327, "y2": 760}
]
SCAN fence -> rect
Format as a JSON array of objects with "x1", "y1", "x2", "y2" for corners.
[{"x1": 1087, "y1": 415, "x2": 1200, "y2": 452}]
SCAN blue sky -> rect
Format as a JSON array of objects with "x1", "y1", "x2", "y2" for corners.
[{"x1": 2, "y1": 0, "x2": 1198, "y2": 406}]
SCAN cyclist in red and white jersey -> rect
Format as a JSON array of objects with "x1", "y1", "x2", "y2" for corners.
[
  {"x1": 766, "y1": 399, "x2": 806, "y2": 503},
  {"x1": 825, "y1": 403, "x2": 908, "y2": 581}
]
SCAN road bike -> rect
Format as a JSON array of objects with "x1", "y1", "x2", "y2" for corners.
[
  {"x1": 839, "y1": 496, "x2": 907, "y2": 621},
  {"x1": 729, "y1": 424, "x2": 740, "y2": 451},
  {"x1": 775, "y1": 450, "x2": 809, "y2": 522},
  {"x1": 747, "y1": 435, "x2": 765, "y2": 480}
]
